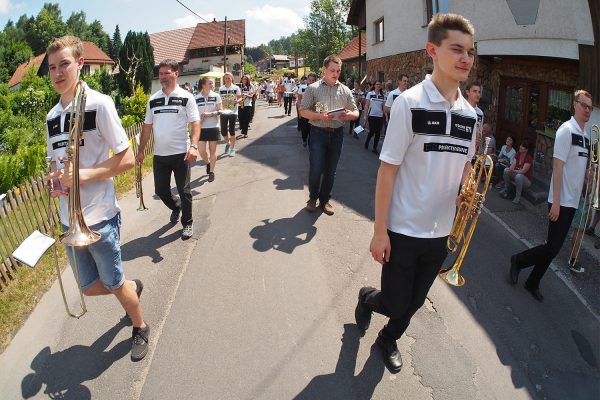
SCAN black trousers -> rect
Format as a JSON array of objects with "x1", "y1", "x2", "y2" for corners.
[
  {"x1": 349, "y1": 110, "x2": 362, "y2": 134},
  {"x1": 284, "y1": 96, "x2": 293, "y2": 115},
  {"x1": 153, "y1": 153, "x2": 192, "y2": 226},
  {"x1": 365, "y1": 116, "x2": 383, "y2": 150},
  {"x1": 238, "y1": 106, "x2": 252, "y2": 135},
  {"x1": 299, "y1": 116, "x2": 311, "y2": 143},
  {"x1": 513, "y1": 203, "x2": 576, "y2": 288},
  {"x1": 220, "y1": 114, "x2": 237, "y2": 137},
  {"x1": 250, "y1": 97, "x2": 256, "y2": 121},
  {"x1": 363, "y1": 232, "x2": 448, "y2": 342}
]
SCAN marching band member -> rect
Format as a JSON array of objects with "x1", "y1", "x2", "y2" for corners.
[
  {"x1": 45, "y1": 36, "x2": 149, "y2": 361},
  {"x1": 363, "y1": 81, "x2": 387, "y2": 155},
  {"x1": 137, "y1": 59, "x2": 200, "y2": 240},
  {"x1": 355, "y1": 13, "x2": 477, "y2": 373},
  {"x1": 239, "y1": 74, "x2": 255, "y2": 138},
  {"x1": 283, "y1": 74, "x2": 296, "y2": 116},
  {"x1": 219, "y1": 72, "x2": 242, "y2": 157},
  {"x1": 196, "y1": 77, "x2": 222, "y2": 182}
]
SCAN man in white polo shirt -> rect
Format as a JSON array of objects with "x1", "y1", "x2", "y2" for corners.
[
  {"x1": 354, "y1": 14, "x2": 477, "y2": 374},
  {"x1": 137, "y1": 59, "x2": 200, "y2": 239},
  {"x1": 383, "y1": 73, "x2": 409, "y2": 117},
  {"x1": 509, "y1": 90, "x2": 592, "y2": 301}
]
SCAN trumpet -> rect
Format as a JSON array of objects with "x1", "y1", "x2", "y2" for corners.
[
  {"x1": 568, "y1": 124, "x2": 599, "y2": 268},
  {"x1": 48, "y1": 81, "x2": 100, "y2": 318},
  {"x1": 439, "y1": 137, "x2": 494, "y2": 286}
]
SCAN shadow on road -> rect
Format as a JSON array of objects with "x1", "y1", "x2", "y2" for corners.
[
  {"x1": 121, "y1": 222, "x2": 180, "y2": 263},
  {"x1": 293, "y1": 324, "x2": 384, "y2": 400},
  {"x1": 21, "y1": 319, "x2": 130, "y2": 399},
  {"x1": 273, "y1": 176, "x2": 304, "y2": 191},
  {"x1": 249, "y1": 210, "x2": 319, "y2": 254}
]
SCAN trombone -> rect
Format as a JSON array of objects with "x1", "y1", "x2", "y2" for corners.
[
  {"x1": 568, "y1": 124, "x2": 599, "y2": 268},
  {"x1": 47, "y1": 81, "x2": 100, "y2": 318}
]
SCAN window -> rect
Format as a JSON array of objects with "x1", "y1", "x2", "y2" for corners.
[
  {"x1": 544, "y1": 88, "x2": 571, "y2": 136},
  {"x1": 374, "y1": 18, "x2": 384, "y2": 43},
  {"x1": 425, "y1": 0, "x2": 451, "y2": 22},
  {"x1": 378, "y1": 71, "x2": 385, "y2": 83},
  {"x1": 82, "y1": 65, "x2": 90, "y2": 75}
]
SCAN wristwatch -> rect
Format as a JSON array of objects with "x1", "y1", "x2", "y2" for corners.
[{"x1": 190, "y1": 144, "x2": 198, "y2": 150}]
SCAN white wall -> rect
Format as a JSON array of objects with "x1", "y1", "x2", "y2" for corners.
[{"x1": 366, "y1": 0, "x2": 594, "y2": 60}]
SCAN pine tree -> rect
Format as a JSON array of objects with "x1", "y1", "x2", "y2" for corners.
[{"x1": 110, "y1": 25, "x2": 122, "y2": 63}]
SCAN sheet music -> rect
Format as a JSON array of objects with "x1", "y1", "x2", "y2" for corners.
[{"x1": 13, "y1": 230, "x2": 55, "y2": 268}]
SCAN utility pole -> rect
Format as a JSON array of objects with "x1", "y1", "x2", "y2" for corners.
[{"x1": 223, "y1": 16, "x2": 228, "y2": 73}]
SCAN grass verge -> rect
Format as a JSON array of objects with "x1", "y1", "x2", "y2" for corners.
[{"x1": 0, "y1": 157, "x2": 153, "y2": 353}]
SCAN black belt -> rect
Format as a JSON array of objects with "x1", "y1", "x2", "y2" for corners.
[{"x1": 316, "y1": 126, "x2": 342, "y2": 132}]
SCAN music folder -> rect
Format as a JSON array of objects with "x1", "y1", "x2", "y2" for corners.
[{"x1": 13, "y1": 230, "x2": 55, "y2": 268}]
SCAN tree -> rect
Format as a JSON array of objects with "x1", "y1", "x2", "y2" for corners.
[
  {"x1": 110, "y1": 25, "x2": 123, "y2": 63},
  {"x1": 245, "y1": 45, "x2": 270, "y2": 63},
  {"x1": 85, "y1": 20, "x2": 111, "y2": 55},
  {"x1": 0, "y1": 32, "x2": 33, "y2": 83},
  {"x1": 26, "y1": 3, "x2": 67, "y2": 54},
  {"x1": 66, "y1": 11, "x2": 88, "y2": 37},
  {"x1": 117, "y1": 31, "x2": 154, "y2": 96}
]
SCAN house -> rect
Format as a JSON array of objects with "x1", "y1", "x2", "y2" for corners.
[
  {"x1": 271, "y1": 55, "x2": 291, "y2": 70},
  {"x1": 347, "y1": 0, "x2": 599, "y2": 177},
  {"x1": 337, "y1": 34, "x2": 366, "y2": 82},
  {"x1": 8, "y1": 41, "x2": 114, "y2": 91},
  {"x1": 149, "y1": 19, "x2": 246, "y2": 92}
]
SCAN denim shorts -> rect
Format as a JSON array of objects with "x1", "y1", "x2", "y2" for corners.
[{"x1": 63, "y1": 213, "x2": 125, "y2": 291}]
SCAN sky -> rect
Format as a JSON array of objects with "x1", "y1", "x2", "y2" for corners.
[{"x1": 0, "y1": 0, "x2": 312, "y2": 46}]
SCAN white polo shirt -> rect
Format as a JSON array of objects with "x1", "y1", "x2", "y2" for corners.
[
  {"x1": 283, "y1": 78, "x2": 296, "y2": 96},
  {"x1": 144, "y1": 86, "x2": 199, "y2": 156},
  {"x1": 46, "y1": 83, "x2": 129, "y2": 227},
  {"x1": 548, "y1": 116, "x2": 589, "y2": 208},
  {"x1": 195, "y1": 90, "x2": 222, "y2": 129},
  {"x1": 366, "y1": 91, "x2": 386, "y2": 117},
  {"x1": 385, "y1": 88, "x2": 403, "y2": 109},
  {"x1": 219, "y1": 84, "x2": 241, "y2": 114},
  {"x1": 240, "y1": 85, "x2": 254, "y2": 107},
  {"x1": 381, "y1": 75, "x2": 477, "y2": 238}
]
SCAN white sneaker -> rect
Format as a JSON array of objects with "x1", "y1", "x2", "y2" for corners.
[{"x1": 182, "y1": 224, "x2": 193, "y2": 239}]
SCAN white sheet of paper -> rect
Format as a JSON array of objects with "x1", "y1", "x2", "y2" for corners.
[{"x1": 13, "y1": 230, "x2": 55, "y2": 268}]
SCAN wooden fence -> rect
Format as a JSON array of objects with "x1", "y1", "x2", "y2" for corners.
[{"x1": 0, "y1": 122, "x2": 152, "y2": 290}]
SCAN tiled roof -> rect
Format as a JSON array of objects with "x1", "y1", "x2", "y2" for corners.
[
  {"x1": 8, "y1": 53, "x2": 46, "y2": 88},
  {"x1": 8, "y1": 42, "x2": 114, "y2": 88},
  {"x1": 149, "y1": 27, "x2": 196, "y2": 66},
  {"x1": 188, "y1": 19, "x2": 245, "y2": 49},
  {"x1": 337, "y1": 35, "x2": 367, "y2": 61},
  {"x1": 82, "y1": 41, "x2": 114, "y2": 64},
  {"x1": 271, "y1": 55, "x2": 290, "y2": 61}
]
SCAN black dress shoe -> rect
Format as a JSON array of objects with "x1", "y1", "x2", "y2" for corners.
[
  {"x1": 376, "y1": 333, "x2": 402, "y2": 373},
  {"x1": 509, "y1": 255, "x2": 520, "y2": 285},
  {"x1": 355, "y1": 287, "x2": 374, "y2": 336},
  {"x1": 524, "y1": 283, "x2": 544, "y2": 302}
]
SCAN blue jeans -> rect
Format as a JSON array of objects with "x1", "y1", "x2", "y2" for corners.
[
  {"x1": 308, "y1": 126, "x2": 344, "y2": 204},
  {"x1": 64, "y1": 212, "x2": 124, "y2": 290}
]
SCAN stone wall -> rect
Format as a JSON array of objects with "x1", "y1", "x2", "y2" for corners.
[{"x1": 365, "y1": 50, "x2": 431, "y2": 87}]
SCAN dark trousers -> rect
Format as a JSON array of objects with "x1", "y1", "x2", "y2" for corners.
[
  {"x1": 514, "y1": 203, "x2": 576, "y2": 288},
  {"x1": 364, "y1": 232, "x2": 448, "y2": 342},
  {"x1": 299, "y1": 117, "x2": 311, "y2": 143},
  {"x1": 365, "y1": 116, "x2": 383, "y2": 150},
  {"x1": 284, "y1": 96, "x2": 293, "y2": 115},
  {"x1": 308, "y1": 126, "x2": 343, "y2": 204},
  {"x1": 153, "y1": 153, "x2": 192, "y2": 226},
  {"x1": 238, "y1": 106, "x2": 252, "y2": 135},
  {"x1": 220, "y1": 114, "x2": 237, "y2": 136},
  {"x1": 250, "y1": 97, "x2": 256, "y2": 121},
  {"x1": 349, "y1": 110, "x2": 362, "y2": 134}
]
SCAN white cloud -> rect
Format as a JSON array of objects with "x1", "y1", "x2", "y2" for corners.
[
  {"x1": 0, "y1": 0, "x2": 11, "y2": 14},
  {"x1": 245, "y1": 5, "x2": 304, "y2": 45},
  {"x1": 173, "y1": 13, "x2": 217, "y2": 28}
]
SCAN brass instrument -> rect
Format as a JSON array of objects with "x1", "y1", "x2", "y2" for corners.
[
  {"x1": 221, "y1": 93, "x2": 237, "y2": 111},
  {"x1": 132, "y1": 133, "x2": 148, "y2": 211},
  {"x1": 48, "y1": 81, "x2": 100, "y2": 318},
  {"x1": 439, "y1": 137, "x2": 494, "y2": 286},
  {"x1": 568, "y1": 124, "x2": 599, "y2": 268}
]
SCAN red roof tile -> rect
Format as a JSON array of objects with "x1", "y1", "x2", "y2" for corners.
[
  {"x1": 337, "y1": 35, "x2": 367, "y2": 61},
  {"x1": 82, "y1": 41, "x2": 114, "y2": 64},
  {"x1": 149, "y1": 27, "x2": 196, "y2": 66},
  {"x1": 8, "y1": 53, "x2": 46, "y2": 88},
  {"x1": 188, "y1": 20, "x2": 245, "y2": 50}
]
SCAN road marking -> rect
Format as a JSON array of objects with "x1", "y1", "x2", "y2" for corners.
[{"x1": 482, "y1": 206, "x2": 600, "y2": 322}]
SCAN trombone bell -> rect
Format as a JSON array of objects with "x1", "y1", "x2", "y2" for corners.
[{"x1": 439, "y1": 268, "x2": 465, "y2": 287}]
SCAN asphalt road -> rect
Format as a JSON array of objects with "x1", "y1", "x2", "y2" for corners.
[{"x1": 1, "y1": 99, "x2": 598, "y2": 400}]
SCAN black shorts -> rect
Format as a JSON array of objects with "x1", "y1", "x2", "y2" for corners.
[{"x1": 200, "y1": 127, "x2": 220, "y2": 142}]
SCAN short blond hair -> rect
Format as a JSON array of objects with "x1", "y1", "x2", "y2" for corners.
[
  {"x1": 46, "y1": 35, "x2": 84, "y2": 59},
  {"x1": 574, "y1": 89, "x2": 592, "y2": 103},
  {"x1": 428, "y1": 13, "x2": 475, "y2": 46}
]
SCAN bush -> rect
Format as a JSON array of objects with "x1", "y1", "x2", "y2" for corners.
[{"x1": 119, "y1": 85, "x2": 149, "y2": 125}]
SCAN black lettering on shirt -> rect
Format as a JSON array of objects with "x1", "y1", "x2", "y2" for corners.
[
  {"x1": 149, "y1": 97, "x2": 166, "y2": 109},
  {"x1": 571, "y1": 133, "x2": 590, "y2": 149},
  {"x1": 449, "y1": 112, "x2": 476, "y2": 141},
  {"x1": 423, "y1": 142, "x2": 469, "y2": 155},
  {"x1": 207, "y1": 96, "x2": 217, "y2": 102},
  {"x1": 196, "y1": 98, "x2": 206, "y2": 105},
  {"x1": 411, "y1": 108, "x2": 446, "y2": 136},
  {"x1": 168, "y1": 97, "x2": 188, "y2": 106},
  {"x1": 47, "y1": 116, "x2": 62, "y2": 138},
  {"x1": 154, "y1": 109, "x2": 179, "y2": 114}
]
